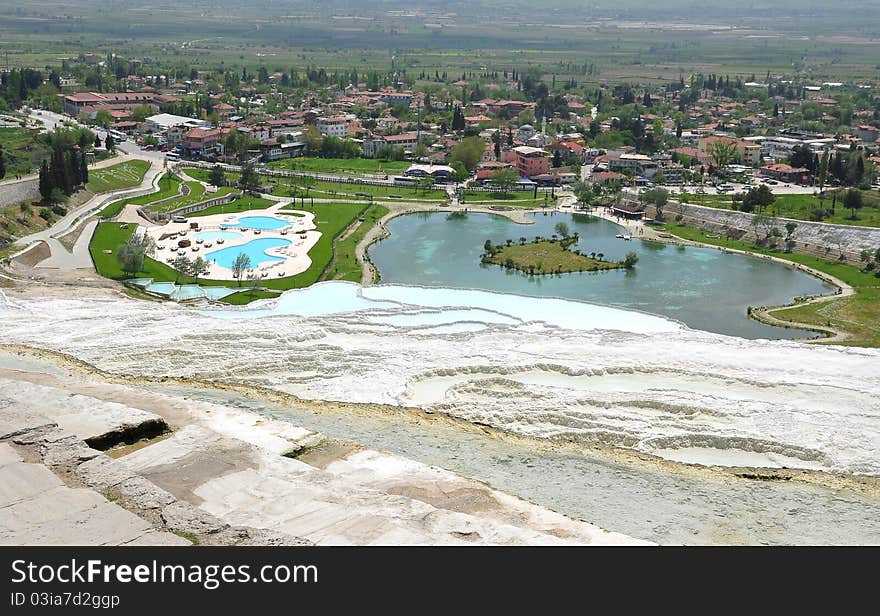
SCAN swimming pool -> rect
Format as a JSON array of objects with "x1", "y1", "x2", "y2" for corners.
[
  {"x1": 228, "y1": 216, "x2": 292, "y2": 231},
  {"x1": 205, "y1": 238, "x2": 292, "y2": 269},
  {"x1": 196, "y1": 230, "x2": 244, "y2": 242}
]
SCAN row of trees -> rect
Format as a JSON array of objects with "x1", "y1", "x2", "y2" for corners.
[{"x1": 38, "y1": 147, "x2": 89, "y2": 203}]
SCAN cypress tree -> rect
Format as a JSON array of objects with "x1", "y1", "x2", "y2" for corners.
[
  {"x1": 80, "y1": 151, "x2": 89, "y2": 185},
  {"x1": 0, "y1": 145, "x2": 5, "y2": 180},
  {"x1": 39, "y1": 160, "x2": 52, "y2": 201}
]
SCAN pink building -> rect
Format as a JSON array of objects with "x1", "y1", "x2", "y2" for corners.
[{"x1": 505, "y1": 146, "x2": 550, "y2": 179}]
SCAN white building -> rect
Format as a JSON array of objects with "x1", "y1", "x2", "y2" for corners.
[
  {"x1": 317, "y1": 116, "x2": 350, "y2": 138},
  {"x1": 145, "y1": 113, "x2": 209, "y2": 134}
]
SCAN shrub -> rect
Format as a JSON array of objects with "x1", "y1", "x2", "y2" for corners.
[{"x1": 38, "y1": 208, "x2": 53, "y2": 221}]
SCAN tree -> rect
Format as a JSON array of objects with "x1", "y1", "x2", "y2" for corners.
[
  {"x1": 640, "y1": 187, "x2": 669, "y2": 220},
  {"x1": 0, "y1": 145, "x2": 5, "y2": 180},
  {"x1": 231, "y1": 252, "x2": 252, "y2": 285},
  {"x1": 104, "y1": 134, "x2": 115, "y2": 152},
  {"x1": 844, "y1": 189, "x2": 863, "y2": 219},
  {"x1": 239, "y1": 163, "x2": 259, "y2": 194},
  {"x1": 708, "y1": 140, "x2": 739, "y2": 171},
  {"x1": 38, "y1": 160, "x2": 52, "y2": 200},
  {"x1": 490, "y1": 167, "x2": 519, "y2": 194},
  {"x1": 79, "y1": 151, "x2": 88, "y2": 185},
  {"x1": 450, "y1": 160, "x2": 470, "y2": 183},
  {"x1": 190, "y1": 256, "x2": 209, "y2": 279},
  {"x1": 554, "y1": 222, "x2": 571, "y2": 239},
  {"x1": 171, "y1": 255, "x2": 193, "y2": 283},
  {"x1": 449, "y1": 136, "x2": 486, "y2": 172},
  {"x1": 784, "y1": 222, "x2": 798, "y2": 252},
  {"x1": 622, "y1": 251, "x2": 639, "y2": 269},
  {"x1": 95, "y1": 110, "x2": 113, "y2": 127},
  {"x1": 116, "y1": 233, "x2": 156, "y2": 276},
  {"x1": 209, "y1": 165, "x2": 226, "y2": 187}
]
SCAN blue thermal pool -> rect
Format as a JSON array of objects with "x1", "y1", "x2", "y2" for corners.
[
  {"x1": 205, "y1": 238, "x2": 292, "y2": 268},
  {"x1": 196, "y1": 230, "x2": 244, "y2": 242},
  {"x1": 228, "y1": 216, "x2": 292, "y2": 231}
]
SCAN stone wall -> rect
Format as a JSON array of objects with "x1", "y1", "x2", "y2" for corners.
[{"x1": 651, "y1": 200, "x2": 880, "y2": 261}]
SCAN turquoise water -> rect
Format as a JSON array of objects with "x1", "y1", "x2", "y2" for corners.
[
  {"x1": 207, "y1": 281, "x2": 679, "y2": 334},
  {"x1": 144, "y1": 282, "x2": 175, "y2": 296},
  {"x1": 368, "y1": 212, "x2": 835, "y2": 339},
  {"x1": 228, "y1": 216, "x2": 292, "y2": 231},
  {"x1": 196, "y1": 230, "x2": 244, "y2": 242},
  {"x1": 205, "y1": 238, "x2": 291, "y2": 269}
]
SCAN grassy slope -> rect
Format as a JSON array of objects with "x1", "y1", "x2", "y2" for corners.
[
  {"x1": 663, "y1": 223, "x2": 880, "y2": 346},
  {"x1": 0, "y1": 126, "x2": 50, "y2": 177},
  {"x1": 98, "y1": 173, "x2": 182, "y2": 218},
  {"x1": 325, "y1": 203, "x2": 389, "y2": 281},
  {"x1": 87, "y1": 159, "x2": 150, "y2": 193},
  {"x1": 679, "y1": 190, "x2": 880, "y2": 227}
]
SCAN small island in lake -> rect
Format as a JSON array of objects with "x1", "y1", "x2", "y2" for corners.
[{"x1": 481, "y1": 229, "x2": 635, "y2": 276}]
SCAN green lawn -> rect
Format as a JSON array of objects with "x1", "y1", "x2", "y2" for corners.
[
  {"x1": 87, "y1": 160, "x2": 151, "y2": 193},
  {"x1": 98, "y1": 172, "x2": 182, "y2": 218},
  {"x1": 677, "y1": 189, "x2": 880, "y2": 227},
  {"x1": 0, "y1": 126, "x2": 50, "y2": 177},
  {"x1": 485, "y1": 240, "x2": 623, "y2": 275},
  {"x1": 325, "y1": 203, "x2": 389, "y2": 282},
  {"x1": 269, "y1": 157, "x2": 410, "y2": 175},
  {"x1": 189, "y1": 195, "x2": 274, "y2": 217},
  {"x1": 186, "y1": 166, "x2": 448, "y2": 201},
  {"x1": 149, "y1": 184, "x2": 237, "y2": 213},
  {"x1": 661, "y1": 223, "x2": 880, "y2": 346},
  {"x1": 220, "y1": 289, "x2": 282, "y2": 305}
]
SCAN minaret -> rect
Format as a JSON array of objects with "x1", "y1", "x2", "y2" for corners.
[{"x1": 541, "y1": 113, "x2": 547, "y2": 144}]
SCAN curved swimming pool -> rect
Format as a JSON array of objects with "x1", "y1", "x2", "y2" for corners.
[
  {"x1": 195, "y1": 230, "x2": 244, "y2": 242},
  {"x1": 228, "y1": 216, "x2": 292, "y2": 231},
  {"x1": 205, "y1": 238, "x2": 291, "y2": 268}
]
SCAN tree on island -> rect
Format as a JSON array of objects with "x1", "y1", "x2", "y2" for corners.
[
  {"x1": 554, "y1": 221, "x2": 571, "y2": 239},
  {"x1": 622, "y1": 251, "x2": 639, "y2": 269},
  {"x1": 231, "y1": 252, "x2": 252, "y2": 286}
]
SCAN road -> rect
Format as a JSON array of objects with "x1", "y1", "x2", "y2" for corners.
[{"x1": 9, "y1": 109, "x2": 168, "y2": 269}]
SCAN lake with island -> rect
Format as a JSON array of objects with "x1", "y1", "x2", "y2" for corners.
[{"x1": 368, "y1": 211, "x2": 835, "y2": 339}]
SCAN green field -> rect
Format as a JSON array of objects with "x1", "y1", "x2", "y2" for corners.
[
  {"x1": 185, "y1": 166, "x2": 448, "y2": 202},
  {"x1": 678, "y1": 190, "x2": 880, "y2": 228},
  {"x1": 98, "y1": 172, "x2": 182, "y2": 218},
  {"x1": 87, "y1": 160, "x2": 150, "y2": 193},
  {"x1": 326, "y1": 203, "x2": 389, "y2": 282},
  {"x1": 485, "y1": 240, "x2": 622, "y2": 275},
  {"x1": 148, "y1": 183, "x2": 237, "y2": 213},
  {"x1": 0, "y1": 126, "x2": 49, "y2": 178},
  {"x1": 220, "y1": 289, "x2": 282, "y2": 305},
  {"x1": 662, "y1": 223, "x2": 880, "y2": 347},
  {"x1": 189, "y1": 195, "x2": 274, "y2": 217},
  {"x1": 270, "y1": 157, "x2": 409, "y2": 175}
]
